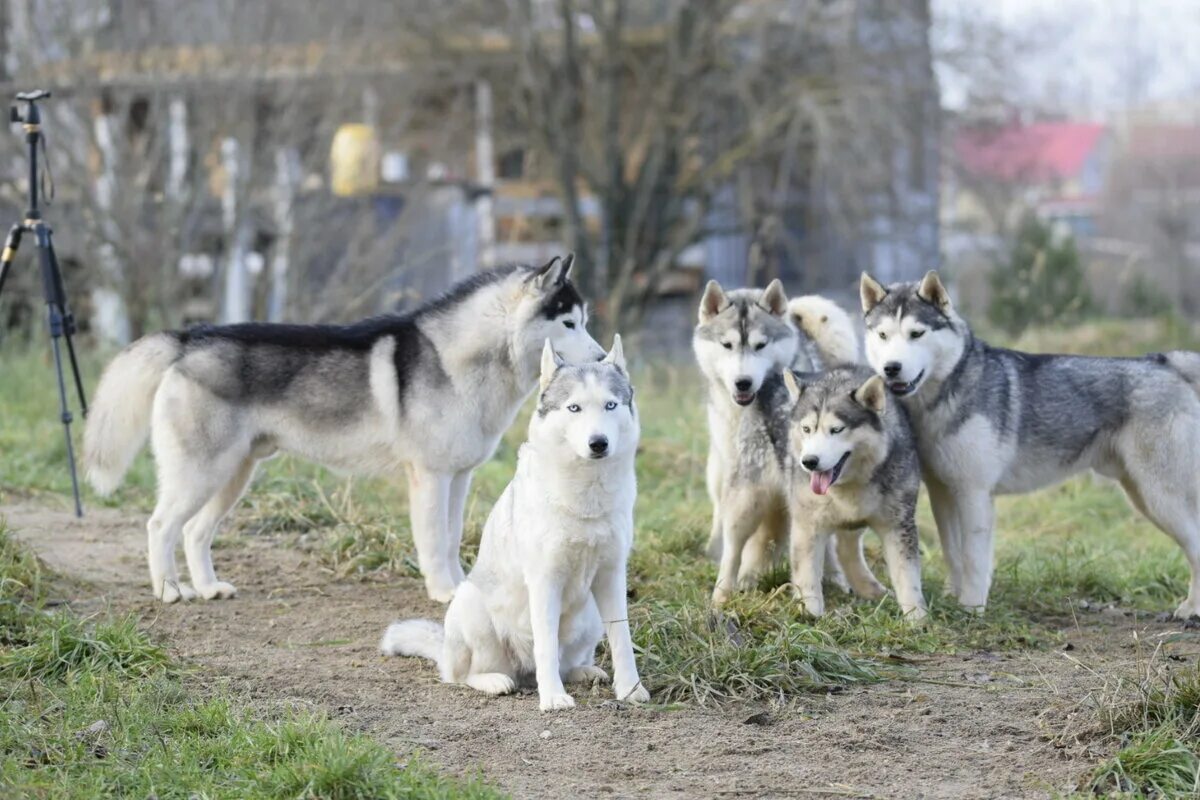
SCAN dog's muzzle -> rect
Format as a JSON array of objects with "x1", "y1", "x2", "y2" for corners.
[
  {"x1": 888, "y1": 369, "x2": 925, "y2": 397},
  {"x1": 806, "y1": 451, "x2": 850, "y2": 496}
]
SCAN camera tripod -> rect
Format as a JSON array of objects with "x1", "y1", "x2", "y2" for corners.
[{"x1": 0, "y1": 90, "x2": 88, "y2": 517}]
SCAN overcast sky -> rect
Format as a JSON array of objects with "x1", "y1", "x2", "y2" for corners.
[{"x1": 933, "y1": 0, "x2": 1200, "y2": 120}]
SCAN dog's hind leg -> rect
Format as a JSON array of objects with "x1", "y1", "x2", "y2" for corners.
[
  {"x1": 147, "y1": 469, "x2": 228, "y2": 604},
  {"x1": 823, "y1": 537, "x2": 851, "y2": 593},
  {"x1": 444, "y1": 468, "x2": 474, "y2": 585},
  {"x1": 738, "y1": 498, "x2": 786, "y2": 587},
  {"x1": 441, "y1": 582, "x2": 517, "y2": 695},
  {"x1": 1116, "y1": 437, "x2": 1200, "y2": 619},
  {"x1": 835, "y1": 530, "x2": 886, "y2": 600},
  {"x1": 407, "y1": 464, "x2": 458, "y2": 603},
  {"x1": 561, "y1": 599, "x2": 608, "y2": 685},
  {"x1": 182, "y1": 454, "x2": 258, "y2": 600},
  {"x1": 712, "y1": 491, "x2": 766, "y2": 605}
]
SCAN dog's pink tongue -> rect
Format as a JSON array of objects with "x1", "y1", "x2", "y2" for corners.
[{"x1": 810, "y1": 470, "x2": 834, "y2": 496}]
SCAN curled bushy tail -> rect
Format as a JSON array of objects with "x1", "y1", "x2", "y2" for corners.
[
  {"x1": 379, "y1": 619, "x2": 444, "y2": 661},
  {"x1": 788, "y1": 295, "x2": 860, "y2": 367},
  {"x1": 83, "y1": 333, "x2": 181, "y2": 495}
]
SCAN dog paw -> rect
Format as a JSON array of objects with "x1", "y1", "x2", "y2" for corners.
[
  {"x1": 565, "y1": 665, "x2": 609, "y2": 685},
  {"x1": 424, "y1": 577, "x2": 458, "y2": 604},
  {"x1": 902, "y1": 605, "x2": 929, "y2": 626},
  {"x1": 468, "y1": 673, "x2": 517, "y2": 696},
  {"x1": 196, "y1": 581, "x2": 238, "y2": 600},
  {"x1": 711, "y1": 586, "x2": 733, "y2": 607},
  {"x1": 1173, "y1": 600, "x2": 1200, "y2": 622},
  {"x1": 539, "y1": 692, "x2": 576, "y2": 711},
  {"x1": 615, "y1": 683, "x2": 650, "y2": 704},
  {"x1": 791, "y1": 586, "x2": 825, "y2": 617},
  {"x1": 852, "y1": 582, "x2": 888, "y2": 601}
]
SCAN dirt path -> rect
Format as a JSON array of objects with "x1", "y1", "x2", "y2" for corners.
[{"x1": 4, "y1": 500, "x2": 1184, "y2": 799}]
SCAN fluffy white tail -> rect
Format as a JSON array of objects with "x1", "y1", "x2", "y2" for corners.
[
  {"x1": 788, "y1": 295, "x2": 860, "y2": 367},
  {"x1": 379, "y1": 619, "x2": 444, "y2": 661},
  {"x1": 82, "y1": 333, "x2": 181, "y2": 495}
]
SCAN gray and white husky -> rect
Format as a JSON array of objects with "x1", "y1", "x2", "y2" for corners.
[
  {"x1": 782, "y1": 366, "x2": 926, "y2": 621},
  {"x1": 82, "y1": 257, "x2": 605, "y2": 604},
  {"x1": 862, "y1": 270, "x2": 1200, "y2": 617},
  {"x1": 694, "y1": 279, "x2": 872, "y2": 604},
  {"x1": 380, "y1": 337, "x2": 649, "y2": 711}
]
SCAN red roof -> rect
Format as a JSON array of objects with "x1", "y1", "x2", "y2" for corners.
[{"x1": 954, "y1": 122, "x2": 1106, "y2": 183}]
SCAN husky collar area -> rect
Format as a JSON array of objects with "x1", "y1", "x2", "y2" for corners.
[
  {"x1": 381, "y1": 337, "x2": 649, "y2": 711},
  {"x1": 862, "y1": 270, "x2": 1200, "y2": 619},
  {"x1": 82, "y1": 257, "x2": 605, "y2": 605},
  {"x1": 782, "y1": 366, "x2": 926, "y2": 621}
]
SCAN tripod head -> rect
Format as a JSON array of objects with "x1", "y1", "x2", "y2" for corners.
[
  {"x1": 9, "y1": 90, "x2": 52, "y2": 218},
  {"x1": 10, "y1": 90, "x2": 49, "y2": 127}
]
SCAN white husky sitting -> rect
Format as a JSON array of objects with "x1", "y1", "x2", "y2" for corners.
[{"x1": 381, "y1": 337, "x2": 649, "y2": 711}]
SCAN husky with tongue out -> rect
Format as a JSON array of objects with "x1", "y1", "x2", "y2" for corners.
[{"x1": 782, "y1": 365, "x2": 927, "y2": 621}]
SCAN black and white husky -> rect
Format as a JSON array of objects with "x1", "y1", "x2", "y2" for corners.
[
  {"x1": 82, "y1": 257, "x2": 605, "y2": 604},
  {"x1": 381, "y1": 337, "x2": 648, "y2": 711},
  {"x1": 862, "y1": 270, "x2": 1200, "y2": 617}
]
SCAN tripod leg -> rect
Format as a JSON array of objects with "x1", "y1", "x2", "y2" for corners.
[
  {"x1": 41, "y1": 231, "x2": 89, "y2": 414},
  {"x1": 35, "y1": 223, "x2": 83, "y2": 517},
  {"x1": 0, "y1": 224, "x2": 24, "y2": 300},
  {"x1": 48, "y1": 304, "x2": 83, "y2": 517}
]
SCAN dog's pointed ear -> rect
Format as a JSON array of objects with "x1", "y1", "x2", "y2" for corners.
[
  {"x1": 533, "y1": 254, "x2": 573, "y2": 292},
  {"x1": 602, "y1": 333, "x2": 626, "y2": 372},
  {"x1": 783, "y1": 369, "x2": 804, "y2": 402},
  {"x1": 759, "y1": 279, "x2": 788, "y2": 316},
  {"x1": 853, "y1": 374, "x2": 887, "y2": 413},
  {"x1": 699, "y1": 280, "x2": 728, "y2": 323},
  {"x1": 860, "y1": 273, "x2": 887, "y2": 314},
  {"x1": 917, "y1": 270, "x2": 951, "y2": 311},
  {"x1": 539, "y1": 339, "x2": 564, "y2": 392}
]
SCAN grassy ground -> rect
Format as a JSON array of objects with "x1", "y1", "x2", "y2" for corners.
[{"x1": 5, "y1": 314, "x2": 1200, "y2": 794}]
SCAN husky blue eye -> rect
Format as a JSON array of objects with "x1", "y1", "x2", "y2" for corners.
[
  {"x1": 605, "y1": 401, "x2": 617, "y2": 410},
  {"x1": 722, "y1": 342, "x2": 733, "y2": 350},
  {"x1": 910, "y1": 329, "x2": 925, "y2": 339},
  {"x1": 831, "y1": 425, "x2": 845, "y2": 434},
  {"x1": 567, "y1": 404, "x2": 581, "y2": 413},
  {"x1": 563, "y1": 320, "x2": 576, "y2": 329}
]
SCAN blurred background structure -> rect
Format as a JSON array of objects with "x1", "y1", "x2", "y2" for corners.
[{"x1": 0, "y1": 0, "x2": 1195, "y2": 353}]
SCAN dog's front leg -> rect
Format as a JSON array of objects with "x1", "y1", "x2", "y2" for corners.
[
  {"x1": 594, "y1": 561, "x2": 649, "y2": 704},
  {"x1": 880, "y1": 517, "x2": 927, "y2": 623},
  {"x1": 407, "y1": 465, "x2": 458, "y2": 602},
  {"x1": 789, "y1": 522, "x2": 828, "y2": 617},
  {"x1": 528, "y1": 576, "x2": 574, "y2": 711},
  {"x1": 953, "y1": 489, "x2": 995, "y2": 612}
]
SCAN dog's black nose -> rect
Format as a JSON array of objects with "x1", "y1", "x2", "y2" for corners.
[
  {"x1": 734, "y1": 378, "x2": 752, "y2": 392},
  {"x1": 883, "y1": 362, "x2": 902, "y2": 378},
  {"x1": 589, "y1": 435, "x2": 609, "y2": 454},
  {"x1": 801, "y1": 456, "x2": 820, "y2": 471}
]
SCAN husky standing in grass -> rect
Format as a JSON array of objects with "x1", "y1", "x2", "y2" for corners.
[
  {"x1": 694, "y1": 279, "x2": 875, "y2": 604},
  {"x1": 82, "y1": 257, "x2": 604, "y2": 604},
  {"x1": 781, "y1": 366, "x2": 926, "y2": 621},
  {"x1": 861, "y1": 270, "x2": 1200, "y2": 618},
  {"x1": 381, "y1": 337, "x2": 649, "y2": 711}
]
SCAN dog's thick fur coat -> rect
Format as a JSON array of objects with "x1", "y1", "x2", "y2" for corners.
[{"x1": 381, "y1": 338, "x2": 649, "y2": 711}]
